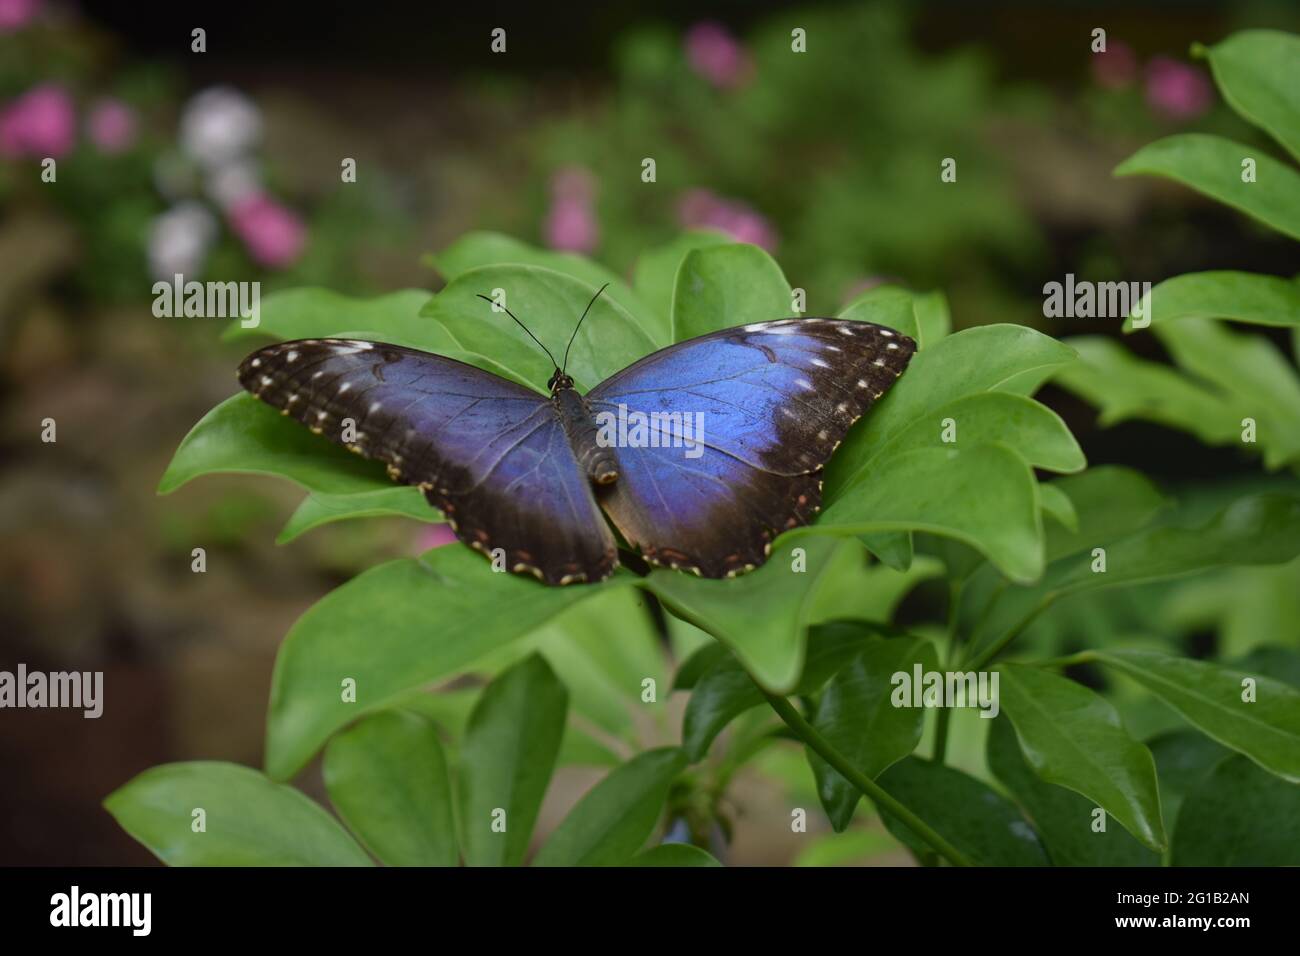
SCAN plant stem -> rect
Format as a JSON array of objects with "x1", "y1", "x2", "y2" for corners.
[{"x1": 762, "y1": 691, "x2": 976, "y2": 867}]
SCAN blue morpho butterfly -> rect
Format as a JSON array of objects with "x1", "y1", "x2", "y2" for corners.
[{"x1": 238, "y1": 285, "x2": 916, "y2": 585}]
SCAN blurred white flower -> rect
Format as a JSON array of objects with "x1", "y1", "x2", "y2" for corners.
[
  {"x1": 179, "y1": 87, "x2": 261, "y2": 169},
  {"x1": 148, "y1": 201, "x2": 218, "y2": 280},
  {"x1": 207, "y1": 158, "x2": 262, "y2": 210}
]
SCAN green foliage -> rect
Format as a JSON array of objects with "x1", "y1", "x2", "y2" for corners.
[
  {"x1": 1060, "y1": 27, "x2": 1300, "y2": 471},
  {"x1": 126, "y1": 95, "x2": 1300, "y2": 866}
]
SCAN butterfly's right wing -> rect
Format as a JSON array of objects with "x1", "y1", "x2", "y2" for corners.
[{"x1": 239, "y1": 338, "x2": 617, "y2": 584}]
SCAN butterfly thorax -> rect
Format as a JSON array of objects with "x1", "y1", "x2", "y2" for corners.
[{"x1": 552, "y1": 383, "x2": 619, "y2": 487}]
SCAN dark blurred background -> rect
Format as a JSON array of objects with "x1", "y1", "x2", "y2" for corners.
[{"x1": 2, "y1": 0, "x2": 1297, "y2": 864}]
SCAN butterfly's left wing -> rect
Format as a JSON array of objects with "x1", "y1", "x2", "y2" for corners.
[{"x1": 587, "y1": 318, "x2": 915, "y2": 577}]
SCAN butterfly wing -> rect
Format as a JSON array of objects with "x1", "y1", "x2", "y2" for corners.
[
  {"x1": 587, "y1": 318, "x2": 915, "y2": 577},
  {"x1": 239, "y1": 338, "x2": 617, "y2": 584}
]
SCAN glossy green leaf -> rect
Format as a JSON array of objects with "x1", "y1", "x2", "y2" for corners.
[
  {"x1": 632, "y1": 230, "x2": 730, "y2": 336},
  {"x1": 104, "y1": 762, "x2": 372, "y2": 866},
  {"x1": 458, "y1": 655, "x2": 568, "y2": 867},
  {"x1": 642, "y1": 535, "x2": 858, "y2": 693},
  {"x1": 876, "y1": 757, "x2": 1049, "y2": 866},
  {"x1": 223, "y1": 288, "x2": 441, "y2": 348},
  {"x1": 1199, "y1": 29, "x2": 1300, "y2": 162},
  {"x1": 809, "y1": 636, "x2": 939, "y2": 831},
  {"x1": 264, "y1": 546, "x2": 618, "y2": 780},
  {"x1": 810, "y1": 554, "x2": 944, "y2": 624},
  {"x1": 1038, "y1": 484, "x2": 1078, "y2": 532},
  {"x1": 1115, "y1": 133, "x2": 1300, "y2": 241},
  {"x1": 277, "y1": 487, "x2": 440, "y2": 543},
  {"x1": 839, "y1": 285, "x2": 923, "y2": 340},
  {"x1": 533, "y1": 748, "x2": 687, "y2": 866},
  {"x1": 1042, "y1": 466, "x2": 1167, "y2": 563},
  {"x1": 419, "y1": 264, "x2": 657, "y2": 392},
  {"x1": 988, "y1": 716, "x2": 1158, "y2": 866},
  {"x1": 322, "y1": 710, "x2": 457, "y2": 866},
  {"x1": 826, "y1": 324, "x2": 1077, "y2": 496},
  {"x1": 821, "y1": 444, "x2": 1044, "y2": 584},
  {"x1": 850, "y1": 391, "x2": 1085, "y2": 479},
  {"x1": 671, "y1": 243, "x2": 792, "y2": 341},
  {"x1": 159, "y1": 393, "x2": 391, "y2": 496},
  {"x1": 995, "y1": 663, "x2": 1166, "y2": 851},
  {"x1": 1086, "y1": 648, "x2": 1300, "y2": 783},
  {"x1": 1171, "y1": 755, "x2": 1300, "y2": 865},
  {"x1": 428, "y1": 231, "x2": 665, "y2": 346},
  {"x1": 629, "y1": 843, "x2": 723, "y2": 867},
  {"x1": 1123, "y1": 270, "x2": 1300, "y2": 332}
]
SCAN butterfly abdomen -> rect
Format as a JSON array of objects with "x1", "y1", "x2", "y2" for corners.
[{"x1": 554, "y1": 387, "x2": 619, "y2": 486}]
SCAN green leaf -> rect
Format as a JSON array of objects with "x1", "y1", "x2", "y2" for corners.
[
  {"x1": 995, "y1": 663, "x2": 1166, "y2": 851},
  {"x1": 1123, "y1": 271, "x2": 1300, "y2": 332},
  {"x1": 968, "y1": 493, "x2": 1300, "y2": 659},
  {"x1": 846, "y1": 391, "x2": 1086, "y2": 479},
  {"x1": 810, "y1": 554, "x2": 945, "y2": 624},
  {"x1": 643, "y1": 534, "x2": 857, "y2": 693},
  {"x1": 1038, "y1": 484, "x2": 1078, "y2": 533},
  {"x1": 629, "y1": 843, "x2": 723, "y2": 867},
  {"x1": 632, "y1": 230, "x2": 730, "y2": 335},
  {"x1": 223, "y1": 288, "x2": 441, "y2": 349},
  {"x1": 458, "y1": 655, "x2": 568, "y2": 867},
  {"x1": 1154, "y1": 317, "x2": 1300, "y2": 467},
  {"x1": 322, "y1": 710, "x2": 457, "y2": 866},
  {"x1": 159, "y1": 393, "x2": 391, "y2": 496},
  {"x1": 428, "y1": 231, "x2": 666, "y2": 346},
  {"x1": 1042, "y1": 466, "x2": 1167, "y2": 563},
  {"x1": 680, "y1": 620, "x2": 884, "y2": 761},
  {"x1": 104, "y1": 762, "x2": 372, "y2": 866},
  {"x1": 419, "y1": 264, "x2": 657, "y2": 392},
  {"x1": 1171, "y1": 755, "x2": 1300, "y2": 865},
  {"x1": 987, "y1": 716, "x2": 1159, "y2": 866},
  {"x1": 1085, "y1": 648, "x2": 1300, "y2": 783},
  {"x1": 826, "y1": 324, "x2": 1077, "y2": 497},
  {"x1": 821, "y1": 444, "x2": 1045, "y2": 584},
  {"x1": 809, "y1": 636, "x2": 938, "y2": 831},
  {"x1": 277, "y1": 487, "x2": 440, "y2": 543},
  {"x1": 1054, "y1": 336, "x2": 1246, "y2": 448},
  {"x1": 264, "y1": 546, "x2": 618, "y2": 780},
  {"x1": 671, "y1": 243, "x2": 792, "y2": 341},
  {"x1": 533, "y1": 748, "x2": 687, "y2": 866},
  {"x1": 838, "y1": 286, "x2": 951, "y2": 351},
  {"x1": 1115, "y1": 133, "x2": 1300, "y2": 241},
  {"x1": 1146, "y1": 729, "x2": 1230, "y2": 836},
  {"x1": 875, "y1": 757, "x2": 1049, "y2": 866},
  {"x1": 1199, "y1": 30, "x2": 1300, "y2": 163}
]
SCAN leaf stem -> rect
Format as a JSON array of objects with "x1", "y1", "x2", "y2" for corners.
[{"x1": 761, "y1": 691, "x2": 976, "y2": 867}]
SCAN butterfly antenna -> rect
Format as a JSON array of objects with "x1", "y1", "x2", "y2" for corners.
[
  {"x1": 562, "y1": 283, "x2": 609, "y2": 375},
  {"x1": 476, "y1": 294, "x2": 560, "y2": 369}
]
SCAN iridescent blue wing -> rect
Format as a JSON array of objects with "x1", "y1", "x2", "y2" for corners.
[
  {"x1": 238, "y1": 339, "x2": 617, "y2": 584},
  {"x1": 587, "y1": 318, "x2": 915, "y2": 577}
]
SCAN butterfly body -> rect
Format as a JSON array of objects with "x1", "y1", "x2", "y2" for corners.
[{"x1": 238, "y1": 317, "x2": 915, "y2": 585}]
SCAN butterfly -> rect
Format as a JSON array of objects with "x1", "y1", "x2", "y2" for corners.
[{"x1": 238, "y1": 289, "x2": 915, "y2": 585}]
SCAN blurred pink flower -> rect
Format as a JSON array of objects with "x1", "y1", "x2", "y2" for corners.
[
  {"x1": 1145, "y1": 56, "x2": 1213, "y2": 120},
  {"x1": 87, "y1": 98, "x2": 138, "y2": 154},
  {"x1": 685, "y1": 21, "x2": 753, "y2": 90},
  {"x1": 0, "y1": 84, "x2": 75, "y2": 158},
  {"x1": 227, "y1": 193, "x2": 306, "y2": 269},
  {"x1": 415, "y1": 524, "x2": 458, "y2": 553},
  {"x1": 676, "y1": 188, "x2": 777, "y2": 252},
  {"x1": 0, "y1": 0, "x2": 40, "y2": 33},
  {"x1": 1091, "y1": 40, "x2": 1137, "y2": 90},
  {"x1": 543, "y1": 166, "x2": 599, "y2": 253}
]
